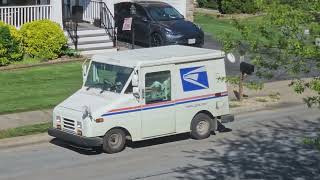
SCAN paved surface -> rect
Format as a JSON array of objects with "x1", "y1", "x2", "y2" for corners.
[
  {"x1": 0, "y1": 105, "x2": 319, "y2": 180},
  {"x1": 0, "y1": 110, "x2": 51, "y2": 130},
  {"x1": 0, "y1": 78, "x2": 315, "y2": 131}
]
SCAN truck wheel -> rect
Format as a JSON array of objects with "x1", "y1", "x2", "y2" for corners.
[
  {"x1": 102, "y1": 129, "x2": 126, "y2": 154},
  {"x1": 190, "y1": 113, "x2": 212, "y2": 140}
]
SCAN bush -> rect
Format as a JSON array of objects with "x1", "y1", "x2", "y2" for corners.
[
  {"x1": 0, "y1": 21, "x2": 23, "y2": 66},
  {"x1": 220, "y1": 0, "x2": 260, "y2": 14},
  {"x1": 20, "y1": 20, "x2": 67, "y2": 59},
  {"x1": 197, "y1": 0, "x2": 208, "y2": 8},
  {"x1": 197, "y1": 0, "x2": 220, "y2": 10}
]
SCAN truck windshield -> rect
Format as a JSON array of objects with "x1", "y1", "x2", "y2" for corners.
[{"x1": 85, "y1": 62, "x2": 133, "y2": 93}]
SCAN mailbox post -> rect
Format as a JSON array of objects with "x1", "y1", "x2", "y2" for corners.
[{"x1": 130, "y1": 5, "x2": 136, "y2": 49}]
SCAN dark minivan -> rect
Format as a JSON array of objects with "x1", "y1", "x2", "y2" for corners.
[{"x1": 115, "y1": 1, "x2": 204, "y2": 47}]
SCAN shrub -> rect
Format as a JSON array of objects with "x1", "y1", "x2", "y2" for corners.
[
  {"x1": 220, "y1": 0, "x2": 242, "y2": 14},
  {"x1": 197, "y1": 0, "x2": 220, "y2": 10},
  {"x1": 220, "y1": 0, "x2": 260, "y2": 14},
  {"x1": 0, "y1": 22, "x2": 23, "y2": 66},
  {"x1": 20, "y1": 20, "x2": 67, "y2": 59},
  {"x1": 197, "y1": 0, "x2": 208, "y2": 8}
]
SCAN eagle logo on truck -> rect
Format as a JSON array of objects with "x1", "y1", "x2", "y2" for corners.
[{"x1": 180, "y1": 66, "x2": 209, "y2": 92}]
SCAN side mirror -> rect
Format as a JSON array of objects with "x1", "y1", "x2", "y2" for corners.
[
  {"x1": 132, "y1": 71, "x2": 139, "y2": 87},
  {"x1": 133, "y1": 87, "x2": 140, "y2": 99}
]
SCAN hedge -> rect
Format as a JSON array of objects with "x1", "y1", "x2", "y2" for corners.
[
  {"x1": 20, "y1": 20, "x2": 67, "y2": 60},
  {"x1": 197, "y1": 0, "x2": 261, "y2": 14},
  {"x1": 0, "y1": 22, "x2": 23, "y2": 66}
]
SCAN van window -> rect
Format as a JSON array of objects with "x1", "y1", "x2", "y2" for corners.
[
  {"x1": 85, "y1": 62, "x2": 133, "y2": 93},
  {"x1": 145, "y1": 71, "x2": 171, "y2": 104}
]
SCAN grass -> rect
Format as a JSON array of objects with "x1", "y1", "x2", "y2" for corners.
[
  {"x1": 255, "y1": 97, "x2": 269, "y2": 103},
  {"x1": 11, "y1": 56, "x2": 42, "y2": 65},
  {"x1": 0, "y1": 122, "x2": 51, "y2": 139},
  {"x1": 0, "y1": 62, "x2": 82, "y2": 114},
  {"x1": 194, "y1": 12, "x2": 264, "y2": 41}
]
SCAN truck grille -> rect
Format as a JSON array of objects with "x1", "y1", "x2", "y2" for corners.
[{"x1": 63, "y1": 118, "x2": 75, "y2": 131}]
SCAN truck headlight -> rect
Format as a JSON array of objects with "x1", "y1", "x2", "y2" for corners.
[
  {"x1": 77, "y1": 121, "x2": 82, "y2": 129},
  {"x1": 56, "y1": 116, "x2": 61, "y2": 123}
]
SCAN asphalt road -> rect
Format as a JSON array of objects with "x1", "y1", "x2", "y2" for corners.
[{"x1": 0, "y1": 105, "x2": 319, "y2": 180}]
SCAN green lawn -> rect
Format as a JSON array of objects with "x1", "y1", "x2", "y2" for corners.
[
  {"x1": 0, "y1": 62, "x2": 82, "y2": 114},
  {"x1": 194, "y1": 12, "x2": 264, "y2": 41},
  {"x1": 0, "y1": 122, "x2": 51, "y2": 139}
]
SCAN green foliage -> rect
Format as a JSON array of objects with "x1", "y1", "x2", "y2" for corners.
[
  {"x1": 0, "y1": 123, "x2": 51, "y2": 139},
  {"x1": 0, "y1": 21, "x2": 23, "y2": 66},
  {"x1": 20, "y1": 20, "x2": 67, "y2": 60},
  {"x1": 197, "y1": 0, "x2": 209, "y2": 8},
  {"x1": 304, "y1": 136, "x2": 320, "y2": 150},
  {"x1": 220, "y1": 1, "x2": 320, "y2": 107},
  {"x1": 219, "y1": 76, "x2": 264, "y2": 90},
  {"x1": 220, "y1": 0, "x2": 261, "y2": 14},
  {"x1": 197, "y1": 0, "x2": 220, "y2": 9},
  {"x1": 61, "y1": 46, "x2": 80, "y2": 57}
]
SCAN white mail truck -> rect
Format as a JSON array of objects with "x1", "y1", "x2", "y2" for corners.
[{"x1": 48, "y1": 45, "x2": 234, "y2": 153}]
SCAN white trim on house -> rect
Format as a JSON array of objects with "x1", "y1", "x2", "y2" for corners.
[{"x1": 0, "y1": 5, "x2": 53, "y2": 28}]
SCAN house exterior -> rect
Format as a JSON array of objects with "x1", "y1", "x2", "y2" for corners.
[
  {"x1": 1, "y1": 0, "x2": 194, "y2": 55},
  {"x1": 0, "y1": 0, "x2": 194, "y2": 29}
]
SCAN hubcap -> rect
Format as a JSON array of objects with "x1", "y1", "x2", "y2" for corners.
[
  {"x1": 196, "y1": 120, "x2": 210, "y2": 135},
  {"x1": 108, "y1": 133, "x2": 122, "y2": 147}
]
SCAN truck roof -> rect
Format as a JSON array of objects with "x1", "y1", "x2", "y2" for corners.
[{"x1": 92, "y1": 45, "x2": 225, "y2": 68}]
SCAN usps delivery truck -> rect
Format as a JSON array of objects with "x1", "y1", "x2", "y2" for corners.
[{"x1": 48, "y1": 45, "x2": 234, "y2": 153}]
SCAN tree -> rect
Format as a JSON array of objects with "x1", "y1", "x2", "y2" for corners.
[
  {"x1": 221, "y1": 0, "x2": 320, "y2": 106},
  {"x1": 220, "y1": 0, "x2": 320, "y2": 150}
]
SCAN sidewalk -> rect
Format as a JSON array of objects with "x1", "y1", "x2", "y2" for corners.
[{"x1": 0, "y1": 79, "x2": 315, "y2": 131}]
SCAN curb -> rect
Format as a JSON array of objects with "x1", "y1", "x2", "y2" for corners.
[{"x1": 0, "y1": 133, "x2": 52, "y2": 149}]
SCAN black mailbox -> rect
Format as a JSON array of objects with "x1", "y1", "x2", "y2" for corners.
[
  {"x1": 72, "y1": 6, "x2": 83, "y2": 22},
  {"x1": 240, "y1": 62, "x2": 255, "y2": 75}
]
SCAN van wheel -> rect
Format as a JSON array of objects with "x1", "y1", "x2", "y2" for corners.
[
  {"x1": 190, "y1": 113, "x2": 212, "y2": 140},
  {"x1": 102, "y1": 129, "x2": 126, "y2": 154},
  {"x1": 151, "y1": 33, "x2": 163, "y2": 47}
]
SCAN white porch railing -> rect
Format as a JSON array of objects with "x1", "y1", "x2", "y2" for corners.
[
  {"x1": 0, "y1": 5, "x2": 52, "y2": 28},
  {"x1": 82, "y1": 0, "x2": 102, "y2": 23}
]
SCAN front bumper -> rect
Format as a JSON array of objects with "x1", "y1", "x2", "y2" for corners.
[
  {"x1": 220, "y1": 114, "x2": 235, "y2": 123},
  {"x1": 48, "y1": 128, "x2": 102, "y2": 147},
  {"x1": 164, "y1": 34, "x2": 204, "y2": 47}
]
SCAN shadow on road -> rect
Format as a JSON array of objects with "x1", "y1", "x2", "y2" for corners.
[
  {"x1": 49, "y1": 138, "x2": 103, "y2": 155},
  {"x1": 49, "y1": 132, "x2": 194, "y2": 155},
  {"x1": 173, "y1": 117, "x2": 320, "y2": 180},
  {"x1": 127, "y1": 133, "x2": 191, "y2": 149}
]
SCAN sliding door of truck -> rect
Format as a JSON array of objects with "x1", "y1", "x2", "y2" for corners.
[{"x1": 141, "y1": 65, "x2": 176, "y2": 138}]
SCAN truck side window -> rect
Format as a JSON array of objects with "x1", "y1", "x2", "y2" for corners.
[{"x1": 145, "y1": 71, "x2": 171, "y2": 104}]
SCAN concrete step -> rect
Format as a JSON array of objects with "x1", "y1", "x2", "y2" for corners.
[
  {"x1": 68, "y1": 36, "x2": 111, "y2": 45},
  {"x1": 72, "y1": 42, "x2": 114, "y2": 50},
  {"x1": 81, "y1": 48, "x2": 118, "y2": 56},
  {"x1": 77, "y1": 29, "x2": 106, "y2": 36},
  {"x1": 64, "y1": 29, "x2": 107, "y2": 38}
]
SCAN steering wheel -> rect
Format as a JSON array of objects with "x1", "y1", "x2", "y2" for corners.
[{"x1": 103, "y1": 79, "x2": 115, "y2": 89}]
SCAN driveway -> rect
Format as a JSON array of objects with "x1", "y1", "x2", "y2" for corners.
[{"x1": 0, "y1": 105, "x2": 319, "y2": 180}]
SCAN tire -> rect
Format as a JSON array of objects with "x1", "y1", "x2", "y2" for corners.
[
  {"x1": 190, "y1": 113, "x2": 212, "y2": 140},
  {"x1": 151, "y1": 33, "x2": 163, "y2": 47},
  {"x1": 102, "y1": 129, "x2": 126, "y2": 154}
]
